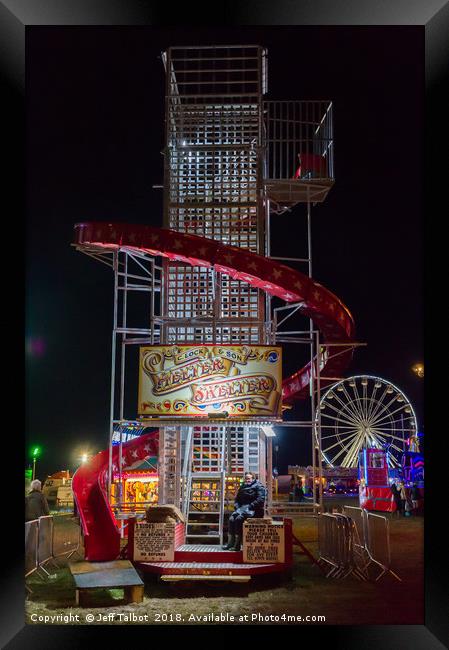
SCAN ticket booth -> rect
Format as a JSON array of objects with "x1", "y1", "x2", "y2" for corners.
[
  {"x1": 358, "y1": 448, "x2": 393, "y2": 512},
  {"x1": 359, "y1": 448, "x2": 389, "y2": 486}
]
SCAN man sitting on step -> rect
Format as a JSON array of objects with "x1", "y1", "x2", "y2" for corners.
[{"x1": 223, "y1": 472, "x2": 266, "y2": 551}]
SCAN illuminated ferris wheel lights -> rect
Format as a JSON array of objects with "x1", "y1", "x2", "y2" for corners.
[{"x1": 316, "y1": 375, "x2": 418, "y2": 468}]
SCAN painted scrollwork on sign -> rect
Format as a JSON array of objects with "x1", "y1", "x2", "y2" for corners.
[
  {"x1": 173, "y1": 400, "x2": 189, "y2": 412},
  {"x1": 138, "y1": 344, "x2": 282, "y2": 418}
]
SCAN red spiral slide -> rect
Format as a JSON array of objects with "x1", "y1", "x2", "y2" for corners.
[
  {"x1": 72, "y1": 430, "x2": 158, "y2": 560},
  {"x1": 74, "y1": 222, "x2": 356, "y2": 401},
  {"x1": 73, "y1": 222, "x2": 356, "y2": 560}
]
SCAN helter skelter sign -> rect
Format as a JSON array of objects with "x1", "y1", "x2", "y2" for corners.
[{"x1": 138, "y1": 345, "x2": 282, "y2": 418}]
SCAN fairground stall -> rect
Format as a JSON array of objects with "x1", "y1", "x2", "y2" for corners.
[
  {"x1": 109, "y1": 422, "x2": 159, "y2": 514},
  {"x1": 288, "y1": 465, "x2": 359, "y2": 494},
  {"x1": 43, "y1": 470, "x2": 74, "y2": 509},
  {"x1": 72, "y1": 44, "x2": 361, "y2": 582},
  {"x1": 358, "y1": 443, "x2": 424, "y2": 513}
]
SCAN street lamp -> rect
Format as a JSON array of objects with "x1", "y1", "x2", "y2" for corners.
[
  {"x1": 411, "y1": 363, "x2": 424, "y2": 378},
  {"x1": 78, "y1": 450, "x2": 93, "y2": 465},
  {"x1": 30, "y1": 446, "x2": 41, "y2": 480}
]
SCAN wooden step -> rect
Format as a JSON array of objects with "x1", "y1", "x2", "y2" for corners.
[
  {"x1": 160, "y1": 574, "x2": 250, "y2": 583},
  {"x1": 69, "y1": 560, "x2": 144, "y2": 606},
  {"x1": 138, "y1": 560, "x2": 282, "y2": 577}
]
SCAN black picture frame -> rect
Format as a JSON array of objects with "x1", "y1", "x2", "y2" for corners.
[{"x1": 3, "y1": 1, "x2": 447, "y2": 647}]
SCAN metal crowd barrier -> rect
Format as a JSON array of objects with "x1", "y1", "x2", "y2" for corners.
[
  {"x1": 25, "y1": 515, "x2": 82, "y2": 585},
  {"x1": 317, "y1": 513, "x2": 335, "y2": 573},
  {"x1": 37, "y1": 516, "x2": 54, "y2": 575},
  {"x1": 51, "y1": 514, "x2": 82, "y2": 559},
  {"x1": 365, "y1": 512, "x2": 401, "y2": 582},
  {"x1": 25, "y1": 520, "x2": 39, "y2": 578},
  {"x1": 317, "y1": 513, "x2": 368, "y2": 580},
  {"x1": 342, "y1": 505, "x2": 371, "y2": 574},
  {"x1": 342, "y1": 506, "x2": 401, "y2": 582},
  {"x1": 343, "y1": 505, "x2": 366, "y2": 544}
]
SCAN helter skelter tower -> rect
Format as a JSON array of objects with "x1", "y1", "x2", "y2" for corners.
[
  {"x1": 159, "y1": 46, "x2": 271, "y2": 543},
  {"x1": 157, "y1": 44, "x2": 336, "y2": 543},
  {"x1": 74, "y1": 44, "x2": 352, "y2": 552}
]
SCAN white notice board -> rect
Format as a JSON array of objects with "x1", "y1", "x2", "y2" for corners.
[
  {"x1": 133, "y1": 522, "x2": 176, "y2": 562},
  {"x1": 243, "y1": 520, "x2": 285, "y2": 563}
]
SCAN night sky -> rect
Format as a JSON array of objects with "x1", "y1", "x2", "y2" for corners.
[{"x1": 26, "y1": 26, "x2": 423, "y2": 480}]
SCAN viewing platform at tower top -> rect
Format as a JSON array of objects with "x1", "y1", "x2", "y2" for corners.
[
  {"x1": 263, "y1": 99, "x2": 334, "y2": 211},
  {"x1": 164, "y1": 45, "x2": 334, "y2": 214}
]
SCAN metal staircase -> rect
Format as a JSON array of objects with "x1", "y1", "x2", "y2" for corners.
[
  {"x1": 183, "y1": 426, "x2": 226, "y2": 545},
  {"x1": 185, "y1": 474, "x2": 225, "y2": 545}
]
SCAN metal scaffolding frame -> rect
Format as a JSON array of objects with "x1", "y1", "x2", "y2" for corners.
[
  {"x1": 75, "y1": 44, "x2": 344, "y2": 526},
  {"x1": 72, "y1": 245, "x2": 164, "y2": 502}
]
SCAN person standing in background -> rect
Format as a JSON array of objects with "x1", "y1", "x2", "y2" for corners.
[
  {"x1": 25, "y1": 479, "x2": 50, "y2": 521},
  {"x1": 390, "y1": 481, "x2": 402, "y2": 516},
  {"x1": 411, "y1": 482, "x2": 420, "y2": 512},
  {"x1": 404, "y1": 485, "x2": 414, "y2": 516},
  {"x1": 294, "y1": 477, "x2": 304, "y2": 502},
  {"x1": 398, "y1": 481, "x2": 407, "y2": 516}
]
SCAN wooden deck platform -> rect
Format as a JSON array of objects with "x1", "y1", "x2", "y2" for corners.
[
  {"x1": 136, "y1": 544, "x2": 289, "y2": 581},
  {"x1": 264, "y1": 177, "x2": 334, "y2": 212},
  {"x1": 128, "y1": 520, "x2": 294, "y2": 583}
]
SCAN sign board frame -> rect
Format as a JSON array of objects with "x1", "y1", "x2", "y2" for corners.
[
  {"x1": 242, "y1": 519, "x2": 285, "y2": 564},
  {"x1": 133, "y1": 521, "x2": 176, "y2": 562},
  {"x1": 138, "y1": 344, "x2": 282, "y2": 419}
]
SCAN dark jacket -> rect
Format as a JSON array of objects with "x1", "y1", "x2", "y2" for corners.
[
  {"x1": 25, "y1": 489, "x2": 50, "y2": 521},
  {"x1": 390, "y1": 484, "x2": 402, "y2": 505},
  {"x1": 235, "y1": 480, "x2": 266, "y2": 517}
]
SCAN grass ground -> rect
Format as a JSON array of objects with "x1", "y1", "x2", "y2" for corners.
[{"x1": 25, "y1": 505, "x2": 423, "y2": 626}]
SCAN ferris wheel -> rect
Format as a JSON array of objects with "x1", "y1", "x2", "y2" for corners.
[{"x1": 316, "y1": 375, "x2": 418, "y2": 468}]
